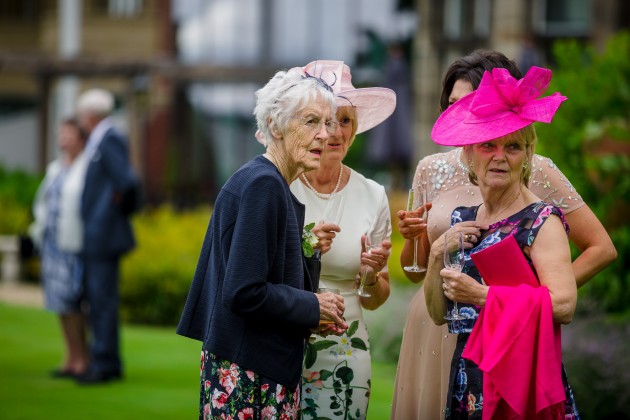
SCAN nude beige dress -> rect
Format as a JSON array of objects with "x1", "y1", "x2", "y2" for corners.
[{"x1": 390, "y1": 148, "x2": 584, "y2": 419}]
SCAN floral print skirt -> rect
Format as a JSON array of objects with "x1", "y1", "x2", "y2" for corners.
[
  {"x1": 199, "y1": 350, "x2": 300, "y2": 420},
  {"x1": 301, "y1": 293, "x2": 371, "y2": 419},
  {"x1": 446, "y1": 334, "x2": 580, "y2": 419}
]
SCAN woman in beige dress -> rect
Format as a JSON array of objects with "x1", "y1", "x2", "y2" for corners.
[{"x1": 391, "y1": 50, "x2": 617, "y2": 419}]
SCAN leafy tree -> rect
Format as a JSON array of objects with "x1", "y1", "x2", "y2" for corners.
[{"x1": 535, "y1": 31, "x2": 630, "y2": 315}]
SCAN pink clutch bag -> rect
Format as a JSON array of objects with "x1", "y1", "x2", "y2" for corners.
[{"x1": 470, "y1": 234, "x2": 539, "y2": 287}]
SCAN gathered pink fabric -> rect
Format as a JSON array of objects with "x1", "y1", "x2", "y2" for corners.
[
  {"x1": 466, "y1": 67, "x2": 566, "y2": 125},
  {"x1": 431, "y1": 66, "x2": 568, "y2": 146},
  {"x1": 462, "y1": 285, "x2": 565, "y2": 419}
]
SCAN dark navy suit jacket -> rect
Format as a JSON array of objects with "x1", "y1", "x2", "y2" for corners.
[
  {"x1": 82, "y1": 126, "x2": 136, "y2": 257},
  {"x1": 177, "y1": 156, "x2": 320, "y2": 387}
]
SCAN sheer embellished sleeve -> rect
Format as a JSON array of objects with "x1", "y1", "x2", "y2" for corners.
[
  {"x1": 412, "y1": 156, "x2": 430, "y2": 197},
  {"x1": 528, "y1": 154, "x2": 585, "y2": 215},
  {"x1": 412, "y1": 149, "x2": 480, "y2": 243}
]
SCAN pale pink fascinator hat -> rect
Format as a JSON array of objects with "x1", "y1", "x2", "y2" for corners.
[
  {"x1": 431, "y1": 66, "x2": 567, "y2": 147},
  {"x1": 302, "y1": 60, "x2": 397, "y2": 134},
  {"x1": 254, "y1": 60, "x2": 396, "y2": 144}
]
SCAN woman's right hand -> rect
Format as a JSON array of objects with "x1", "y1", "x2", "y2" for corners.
[
  {"x1": 397, "y1": 203, "x2": 432, "y2": 240},
  {"x1": 433, "y1": 221, "x2": 488, "y2": 258},
  {"x1": 312, "y1": 222, "x2": 341, "y2": 255},
  {"x1": 315, "y1": 291, "x2": 348, "y2": 331}
]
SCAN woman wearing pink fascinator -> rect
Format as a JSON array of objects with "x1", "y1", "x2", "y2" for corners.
[
  {"x1": 392, "y1": 51, "x2": 614, "y2": 420},
  {"x1": 289, "y1": 60, "x2": 396, "y2": 419},
  {"x1": 424, "y1": 66, "x2": 580, "y2": 419}
]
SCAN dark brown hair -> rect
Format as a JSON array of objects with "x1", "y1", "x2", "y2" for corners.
[{"x1": 439, "y1": 50, "x2": 523, "y2": 112}]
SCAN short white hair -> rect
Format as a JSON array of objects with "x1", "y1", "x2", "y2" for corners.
[
  {"x1": 253, "y1": 68, "x2": 337, "y2": 147},
  {"x1": 77, "y1": 88, "x2": 114, "y2": 117}
]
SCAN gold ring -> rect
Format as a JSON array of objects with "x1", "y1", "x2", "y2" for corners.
[{"x1": 465, "y1": 234, "x2": 472, "y2": 242}]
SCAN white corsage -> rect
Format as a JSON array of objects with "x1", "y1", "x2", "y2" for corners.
[{"x1": 302, "y1": 223, "x2": 319, "y2": 257}]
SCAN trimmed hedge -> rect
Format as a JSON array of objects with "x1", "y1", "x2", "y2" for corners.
[{"x1": 120, "y1": 206, "x2": 211, "y2": 325}]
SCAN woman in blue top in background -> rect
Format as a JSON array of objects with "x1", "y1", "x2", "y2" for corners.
[{"x1": 177, "y1": 65, "x2": 348, "y2": 419}]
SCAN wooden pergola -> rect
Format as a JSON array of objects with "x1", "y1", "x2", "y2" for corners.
[{"x1": 0, "y1": 52, "x2": 279, "y2": 174}]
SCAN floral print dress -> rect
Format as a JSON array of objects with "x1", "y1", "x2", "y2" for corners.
[
  {"x1": 290, "y1": 168, "x2": 391, "y2": 420},
  {"x1": 199, "y1": 351, "x2": 301, "y2": 419},
  {"x1": 445, "y1": 202, "x2": 580, "y2": 419},
  {"x1": 41, "y1": 167, "x2": 83, "y2": 314}
]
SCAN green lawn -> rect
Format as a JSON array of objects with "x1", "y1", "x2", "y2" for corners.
[{"x1": 0, "y1": 303, "x2": 396, "y2": 419}]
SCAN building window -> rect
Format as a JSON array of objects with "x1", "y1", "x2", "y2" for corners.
[
  {"x1": 109, "y1": 0, "x2": 143, "y2": 17},
  {"x1": 93, "y1": 0, "x2": 143, "y2": 18},
  {"x1": 533, "y1": 0, "x2": 590, "y2": 36},
  {"x1": 443, "y1": 0, "x2": 462, "y2": 39},
  {"x1": 473, "y1": 0, "x2": 491, "y2": 38},
  {"x1": 0, "y1": 0, "x2": 39, "y2": 22}
]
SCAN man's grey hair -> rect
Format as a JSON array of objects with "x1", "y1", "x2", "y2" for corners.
[{"x1": 77, "y1": 88, "x2": 114, "y2": 117}]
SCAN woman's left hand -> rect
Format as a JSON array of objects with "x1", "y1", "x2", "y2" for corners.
[
  {"x1": 313, "y1": 222, "x2": 341, "y2": 255},
  {"x1": 440, "y1": 268, "x2": 488, "y2": 307},
  {"x1": 360, "y1": 236, "x2": 391, "y2": 273}
]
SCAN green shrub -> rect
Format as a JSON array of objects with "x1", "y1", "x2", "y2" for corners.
[
  {"x1": 386, "y1": 190, "x2": 407, "y2": 286},
  {"x1": 563, "y1": 305, "x2": 630, "y2": 419},
  {"x1": 0, "y1": 166, "x2": 41, "y2": 234},
  {"x1": 536, "y1": 31, "x2": 630, "y2": 315},
  {"x1": 120, "y1": 205, "x2": 211, "y2": 325}
]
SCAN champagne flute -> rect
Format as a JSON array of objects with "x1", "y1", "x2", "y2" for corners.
[
  {"x1": 320, "y1": 193, "x2": 345, "y2": 225},
  {"x1": 357, "y1": 218, "x2": 390, "y2": 298},
  {"x1": 403, "y1": 186, "x2": 427, "y2": 273},
  {"x1": 443, "y1": 231, "x2": 466, "y2": 321}
]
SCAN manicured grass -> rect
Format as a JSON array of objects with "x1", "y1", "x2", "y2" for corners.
[{"x1": 0, "y1": 303, "x2": 396, "y2": 419}]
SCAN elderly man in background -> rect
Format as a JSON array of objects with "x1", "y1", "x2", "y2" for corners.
[{"x1": 74, "y1": 88, "x2": 139, "y2": 384}]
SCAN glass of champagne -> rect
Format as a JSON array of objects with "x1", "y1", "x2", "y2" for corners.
[
  {"x1": 403, "y1": 186, "x2": 427, "y2": 273},
  {"x1": 443, "y1": 231, "x2": 466, "y2": 321},
  {"x1": 357, "y1": 218, "x2": 389, "y2": 298}
]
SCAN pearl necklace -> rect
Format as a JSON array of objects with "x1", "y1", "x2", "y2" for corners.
[{"x1": 301, "y1": 165, "x2": 344, "y2": 199}]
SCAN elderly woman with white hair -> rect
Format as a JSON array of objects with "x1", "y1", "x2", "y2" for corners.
[{"x1": 177, "y1": 65, "x2": 348, "y2": 419}]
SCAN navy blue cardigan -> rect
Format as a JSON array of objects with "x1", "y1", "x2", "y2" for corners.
[{"x1": 177, "y1": 156, "x2": 320, "y2": 387}]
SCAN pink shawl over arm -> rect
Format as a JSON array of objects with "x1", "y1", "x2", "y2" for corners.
[{"x1": 462, "y1": 285, "x2": 565, "y2": 419}]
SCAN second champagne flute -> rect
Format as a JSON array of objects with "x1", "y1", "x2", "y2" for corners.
[
  {"x1": 403, "y1": 186, "x2": 427, "y2": 273},
  {"x1": 356, "y1": 218, "x2": 389, "y2": 298},
  {"x1": 320, "y1": 193, "x2": 345, "y2": 225},
  {"x1": 443, "y1": 231, "x2": 466, "y2": 321}
]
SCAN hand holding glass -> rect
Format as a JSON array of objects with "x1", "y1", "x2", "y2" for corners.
[
  {"x1": 443, "y1": 231, "x2": 466, "y2": 321},
  {"x1": 403, "y1": 187, "x2": 428, "y2": 273},
  {"x1": 357, "y1": 218, "x2": 389, "y2": 298},
  {"x1": 317, "y1": 288, "x2": 341, "y2": 324}
]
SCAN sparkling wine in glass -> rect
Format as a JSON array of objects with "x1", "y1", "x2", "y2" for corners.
[
  {"x1": 403, "y1": 187, "x2": 427, "y2": 273},
  {"x1": 357, "y1": 218, "x2": 389, "y2": 298},
  {"x1": 443, "y1": 231, "x2": 466, "y2": 321}
]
